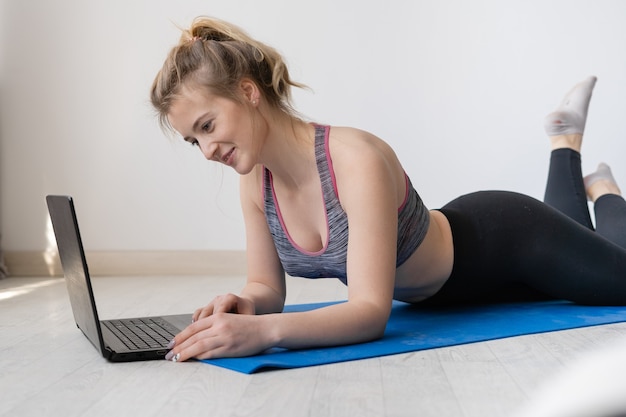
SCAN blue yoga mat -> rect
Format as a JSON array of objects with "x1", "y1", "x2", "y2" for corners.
[{"x1": 201, "y1": 300, "x2": 626, "y2": 374}]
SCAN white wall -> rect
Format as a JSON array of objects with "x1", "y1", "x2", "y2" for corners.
[{"x1": 1, "y1": 0, "x2": 626, "y2": 252}]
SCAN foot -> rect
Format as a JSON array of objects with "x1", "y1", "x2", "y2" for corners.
[
  {"x1": 584, "y1": 162, "x2": 622, "y2": 202},
  {"x1": 544, "y1": 76, "x2": 597, "y2": 151}
]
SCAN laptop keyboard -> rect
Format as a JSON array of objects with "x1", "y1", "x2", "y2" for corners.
[{"x1": 103, "y1": 318, "x2": 179, "y2": 350}]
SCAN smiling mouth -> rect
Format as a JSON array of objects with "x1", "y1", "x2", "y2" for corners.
[{"x1": 221, "y1": 147, "x2": 235, "y2": 164}]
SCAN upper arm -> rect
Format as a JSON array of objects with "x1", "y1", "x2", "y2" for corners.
[
  {"x1": 332, "y1": 130, "x2": 404, "y2": 319},
  {"x1": 239, "y1": 168, "x2": 286, "y2": 307}
]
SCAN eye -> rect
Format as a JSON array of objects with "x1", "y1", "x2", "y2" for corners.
[
  {"x1": 184, "y1": 137, "x2": 199, "y2": 147},
  {"x1": 201, "y1": 120, "x2": 213, "y2": 132}
]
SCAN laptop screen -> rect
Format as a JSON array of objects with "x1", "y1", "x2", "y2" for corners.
[{"x1": 46, "y1": 195, "x2": 105, "y2": 354}]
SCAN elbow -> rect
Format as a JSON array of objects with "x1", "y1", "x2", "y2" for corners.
[
  {"x1": 356, "y1": 303, "x2": 390, "y2": 342},
  {"x1": 370, "y1": 321, "x2": 387, "y2": 341},
  {"x1": 359, "y1": 321, "x2": 386, "y2": 344}
]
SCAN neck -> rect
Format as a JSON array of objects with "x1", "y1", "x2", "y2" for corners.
[{"x1": 260, "y1": 114, "x2": 317, "y2": 189}]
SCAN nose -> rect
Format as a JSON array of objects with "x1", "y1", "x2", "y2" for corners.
[{"x1": 200, "y1": 142, "x2": 219, "y2": 161}]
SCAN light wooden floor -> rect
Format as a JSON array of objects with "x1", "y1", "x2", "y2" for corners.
[{"x1": 2, "y1": 274, "x2": 626, "y2": 417}]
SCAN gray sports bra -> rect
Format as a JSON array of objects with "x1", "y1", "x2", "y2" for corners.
[{"x1": 263, "y1": 124, "x2": 430, "y2": 281}]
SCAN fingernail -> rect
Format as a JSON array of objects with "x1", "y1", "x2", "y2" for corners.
[
  {"x1": 165, "y1": 350, "x2": 174, "y2": 361},
  {"x1": 167, "y1": 339, "x2": 176, "y2": 349},
  {"x1": 172, "y1": 353, "x2": 181, "y2": 363}
]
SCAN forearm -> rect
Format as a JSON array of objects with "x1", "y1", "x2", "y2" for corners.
[
  {"x1": 264, "y1": 300, "x2": 392, "y2": 350},
  {"x1": 240, "y1": 281, "x2": 285, "y2": 315}
]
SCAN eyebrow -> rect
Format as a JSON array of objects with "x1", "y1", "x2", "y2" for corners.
[
  {"x1": 192, "y1": 112, "x2": 212, "y2": 132},
  {"x1": 182, "y1": 112, "x2": 212, "y2": 143}
]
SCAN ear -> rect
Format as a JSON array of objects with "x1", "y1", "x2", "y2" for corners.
[{"x1": 239, "y1": 78, "x2": 259, "y2": 104}]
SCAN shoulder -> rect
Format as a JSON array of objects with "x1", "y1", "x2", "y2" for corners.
[
  {"x1": 327, "y1": 126, "x2": 404, "y2": 179},
  {"x1": 327, "y1": 126, "x2": 394, "y2": 159},
  {"x1": 326, "y1": 126, "x2": 407, "y2": 208}
]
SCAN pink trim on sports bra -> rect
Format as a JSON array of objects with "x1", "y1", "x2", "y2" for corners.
[
  {"x1": 398, "y1": 174, "x2": 411, "y2": 213},
  {"x1": 267, "y1": 170, "x2": 330, "y2": 256},
  {"x1": 323, "y1": 125, "x2": 340, "y2": 201}
]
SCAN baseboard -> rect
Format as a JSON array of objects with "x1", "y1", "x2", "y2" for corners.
[{"x1": 3, "y1": 250, "x2": 247, "y2": 277}]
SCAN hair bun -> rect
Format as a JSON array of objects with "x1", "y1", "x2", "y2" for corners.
[
  {"x1": 193, "y1": 27, "x2": 233, "y2": 42},
  {"x1": 152, "y1": 15, "x2": 307, "y2": 133}
]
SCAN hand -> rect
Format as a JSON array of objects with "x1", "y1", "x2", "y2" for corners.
[
  {"x1": 165, "y1": 312, "x2": 274, "y2": 361},
  {"x1": 192, "y1": 293, "x2": 255, "y2": 322}
]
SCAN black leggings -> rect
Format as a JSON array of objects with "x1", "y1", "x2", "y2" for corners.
[{"x1": 425, "y1": 148, "x2": 626, "y2": 306}]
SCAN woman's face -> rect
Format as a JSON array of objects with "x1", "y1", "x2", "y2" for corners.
[{"x1": 167, "y1": 82, "x2": 264, "y2": 175}]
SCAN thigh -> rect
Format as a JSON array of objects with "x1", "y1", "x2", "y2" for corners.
[{"x1": 427, "y1": 191, "x2": 626, "y2": 306}]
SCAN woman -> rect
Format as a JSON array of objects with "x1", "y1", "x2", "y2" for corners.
[{"x1": 150, "y1": 17, "x2": 626, "y2": 362}]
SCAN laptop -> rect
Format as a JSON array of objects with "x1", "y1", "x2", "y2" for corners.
[{"x1": 46, "y1": 195, "x2": 192, "y2": 362}]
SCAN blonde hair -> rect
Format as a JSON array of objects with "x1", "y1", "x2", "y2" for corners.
[{"x1": 151, "y1": 16, "x2": 306, "y2": 131}]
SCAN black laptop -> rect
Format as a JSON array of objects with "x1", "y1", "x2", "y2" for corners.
[{"x1": 46, "y1": 195, "x2": 192, "y2": 362}]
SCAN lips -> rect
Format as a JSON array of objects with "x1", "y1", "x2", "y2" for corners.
[{"x1": 221, "y1": 147, "x2": 235, "y2": 165}]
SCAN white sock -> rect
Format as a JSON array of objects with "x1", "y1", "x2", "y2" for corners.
[
  {"x1": 544, "y1": 76, "x2": 597, "y2": 136},
  {"x1": 584, "y1": 162, "x2": 618, "y2": 190}
]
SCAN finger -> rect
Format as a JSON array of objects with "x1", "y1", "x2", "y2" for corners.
[
  {"x1": 213, "y1": 294, "x2": 240, "y2": 314},
  {"x1": 194, "y1": 303, "x2": 216, "y2": 322},
  {"x1": 194, "y1": 294, "x2": 234, "y2": 321},
  {"x1": 192, "y1": 307, "x2": 204, "y2": 323},
  {"x1": 166, "y1": 326, "x2": 223, "y2": 362},
  {"x1": 170, "y1": 315, "x2": 213, "y2": 350}
]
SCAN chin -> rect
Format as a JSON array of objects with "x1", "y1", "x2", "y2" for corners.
[{"x1": 232, "y1": 162, "x2": 255, "y2": 176}]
